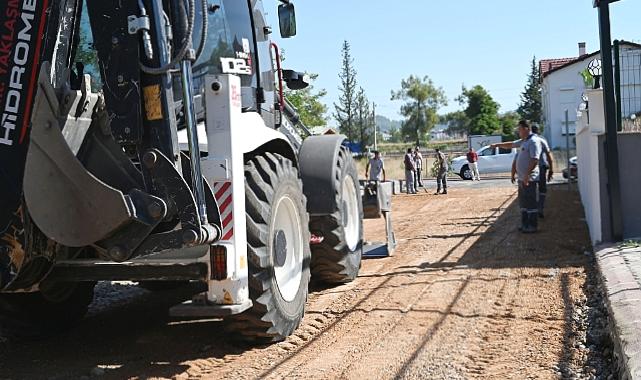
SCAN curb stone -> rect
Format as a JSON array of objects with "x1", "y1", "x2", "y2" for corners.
[{"x1": 595, "y1": 243, "x2": 641, "y2": 380}]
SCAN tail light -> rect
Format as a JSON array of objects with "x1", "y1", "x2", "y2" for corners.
[{"x1": 210, "y1": 245, "x2": 227, "y2": 281}]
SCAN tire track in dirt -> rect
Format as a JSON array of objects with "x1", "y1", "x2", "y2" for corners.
[
  {"x1": 1, "y1": 184, "x2": 594, "y2": 380},
  {"x1": 216, "y1": 235, "x2": 438, "y2": 379}
]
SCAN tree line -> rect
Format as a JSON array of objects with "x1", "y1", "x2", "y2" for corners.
[
  {"x1": 289, "y1": 42, "x2": 543, "y2": 148},
  {"x1": 76, "y1": 28, "x2": 542, "y2": 148}
]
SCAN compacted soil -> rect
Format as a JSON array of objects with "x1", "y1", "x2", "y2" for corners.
[{"x1": 1, "y1": 181, "x2": 613, "y2": 379}]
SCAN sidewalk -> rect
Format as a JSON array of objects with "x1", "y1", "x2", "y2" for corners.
[{"x1": 595, "y1": 244, "x2": 641, "y2": 380}]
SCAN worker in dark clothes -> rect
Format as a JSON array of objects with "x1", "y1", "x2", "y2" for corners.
[
  {"x1": 435, "y1": 148, "x2": 448, "y2": 195},
  {"x1": 512, "y1": 121, "x2": 542, "y2": 233},
  {"x1": 531, "y1": 125, "x2": 554, "y2": 218},
  {"x1": 494, "y1": 125, "x2": 554, "y2": 219},
  {"x1": 404, "y1": 148, "x2": 417, "y2": 194}
]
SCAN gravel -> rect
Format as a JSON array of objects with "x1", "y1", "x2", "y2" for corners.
[{"x1": 561, "y1": 261, "x2": 618, "y2": 380}]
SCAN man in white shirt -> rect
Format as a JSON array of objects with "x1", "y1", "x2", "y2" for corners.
[
  {"x1": 414, "y1": 147, "x2": 423, "y2": 188},
  {"x1": 365, "y1": 151, "x2": 386, "y2": 182}
]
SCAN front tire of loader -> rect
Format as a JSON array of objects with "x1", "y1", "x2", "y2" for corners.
[
  {"x1": 0, "y1": 282, "x2": 95, "y2": 337},
  {"x1": 309, "y1": 146, "x2": 363, "y2": 284},
  {"x1": 226, "y1": 153, "x2": 311, "y2": 344}
]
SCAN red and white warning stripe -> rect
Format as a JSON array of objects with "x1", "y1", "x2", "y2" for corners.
[{"x1": 213, "y1": 181, "x2": 234, "y2": 241}]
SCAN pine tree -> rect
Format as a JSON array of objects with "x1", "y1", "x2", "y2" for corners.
[
  {"x1": 354, "y1": 87, "x2": 373, "y2": 150},
  {"x1": 517, "y1": 56, "x2": 542, "y2": 123},
  {"x1": 333, "y1": 41, "x2": 358, "y2": 142}
]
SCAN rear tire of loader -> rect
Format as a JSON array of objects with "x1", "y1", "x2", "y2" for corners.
[
  {"x1": 309, "y1": 146, "x2": 363, "y2": 284},
  {"x1": 226, "y1": 153, "x2": 311, "y2": 344},
  {"x1": 0, "y1": 282, "x2": 95, "y2": 338}
]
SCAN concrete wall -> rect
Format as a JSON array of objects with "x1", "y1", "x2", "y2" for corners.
[
  {"x1": 576, "y1": 89, "x2": 641, "y2": 243},
  {"x1": 596, "y1": 132, "x2": 641, "y2": 241},
  {"x1": 576, "y1": 90, "x2": 605, "y2": 244},
  {"x1": 615, "y1": 133, "x2": 641, "y2": 239}
]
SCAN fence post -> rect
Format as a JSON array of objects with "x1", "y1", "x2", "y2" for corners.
[
  {"x1": 597, "y1": 1, "x2": 623, "y2": 241},
  {"x1": 614, "y1": 40, "x2": 622, "y2": 132}
]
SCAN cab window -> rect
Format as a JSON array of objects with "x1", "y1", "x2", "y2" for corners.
[
  {"x1": 479, "y1": 148, "x2": 496, "y2": 156},
  {"x1": 498, "y1": 147, "x2": 512, "y2": 155},
  {"x1": 192, "y1": 0, "x2": 257, "y2": 108}
]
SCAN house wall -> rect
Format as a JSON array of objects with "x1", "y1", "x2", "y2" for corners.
[
  {"x1": 542, "y1": 44, "x2": 641, "y2": 149},
  {"x1": 542, "y1": 59, "x2": 593, "y2": 149}
]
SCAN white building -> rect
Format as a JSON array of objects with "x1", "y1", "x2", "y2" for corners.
[{"x1": 540, "y1": 41, "x2": 641, "y2": 149}]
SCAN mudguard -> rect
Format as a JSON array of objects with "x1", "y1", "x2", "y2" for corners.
[{"x1": 298, "y1": 134, "x2": 348, "y2": 215}]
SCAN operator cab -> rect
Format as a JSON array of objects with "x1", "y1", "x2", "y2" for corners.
[{"x1": 188, "y1": 0, "x2": 302, "y2": 130}]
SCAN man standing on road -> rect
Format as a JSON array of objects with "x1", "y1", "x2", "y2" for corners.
[
  {"x1": 365, "y1": 150, "x2": 386, "y2": 182},
  {"x1": 466, "y1": 148, "x2": 480, "y2": 181},
  {"x1": 404, "y1": 148, "x2": 417, "y2": 194},
  {"x1": 414, "y1": 147, "x2": 424, "y2": 189},
  {"x1": 493, "y1": 125, "x2": 554, "y2": 219},
  {"x1": 531, "y1": 125, "x2": 554, "y2": 218},
  {"x1": 435, "y1": 148, "x2": 448, "y2": 195},
  {"x1": 510, "y1": 121, "x2": 542, "y2": 233}
]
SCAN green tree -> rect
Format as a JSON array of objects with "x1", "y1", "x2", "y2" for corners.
[
  {"x1": 499, "y1": 111, "x2": 521, "y2": 140},
  {"x1": 354, "y1": 87, "x2": 373, "y2": 149},
  {"x1": 457, "y1": 85, "x2": 500, "y2": 135},
  {"x1": 442, "y1": 111, "x2": 469, "y2": 135},
  {"x1": 388, "y1": 127, "x2": 403, "y2": 143},
  {"x1": 391, "y1": 75, "x2": 447, "y2": 146},
  {"x1": 285, "y1": 72, "x2": 328, "y2": 127},
  {"x1": 333, "y1": 41, "x2": 358, "y2": 141},
  {"x1": 517, "y1": 56, "x2": 542, "y2": 123}
]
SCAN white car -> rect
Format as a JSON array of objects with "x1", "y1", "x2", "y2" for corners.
[{"x1": 451, "y1": 146, "x2": 518, "y2": 180}]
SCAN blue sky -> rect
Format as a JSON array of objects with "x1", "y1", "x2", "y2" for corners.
[{"x1": 267, "y1": 0, "x2": 641, "y2": 122}]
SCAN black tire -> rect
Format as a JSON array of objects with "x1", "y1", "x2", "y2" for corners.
[
  {"x1": 226, "y1": 153, "x2": 311, "y2": 343},
  {"x1": 309, "y1": 146, "x2": 363, "y2": 284},
  {"x1": 0, "y1": 282, "x2": 95, "y2": 338},
  {"x1": 460, "y1": 165, "x2": 473, "y2": 181}
]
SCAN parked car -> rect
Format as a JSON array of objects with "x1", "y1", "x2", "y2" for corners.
[
  {"x1": 451, "y1": 146, "x2": 518, "y2": 180},
  {"x1": 562, "y1": 156, "x2": 578, "y2": 179}
]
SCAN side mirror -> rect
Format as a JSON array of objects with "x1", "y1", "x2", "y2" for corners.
[
  {"x1": 278, "y1": 3, "x2": 297, "y2": 38},
  {"x1": 282, "y1": 70, "x2": 309, "y2": 90}
]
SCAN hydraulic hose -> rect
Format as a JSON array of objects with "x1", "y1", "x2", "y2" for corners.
[
  {"x1": 194, "y1": 0, "x2": 208, "y2": 62},
  {"x1": 140, "y1": 0, "x2": 196, "y2": 74}
]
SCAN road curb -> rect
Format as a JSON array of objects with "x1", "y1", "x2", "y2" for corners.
[{"x1": 595, "y1": 243, "x2": 641, "y2": 380}]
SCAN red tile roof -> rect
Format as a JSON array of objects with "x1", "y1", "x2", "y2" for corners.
[{"x1": 539, "y1": 57, "x2": 577, "y2": 78}]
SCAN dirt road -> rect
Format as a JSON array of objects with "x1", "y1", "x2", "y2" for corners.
[{"x1": 0, "y1": 181, "x2": 610, "y2": 379}]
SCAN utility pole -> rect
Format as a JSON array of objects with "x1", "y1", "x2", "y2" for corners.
[
  {"x1": 595, "y1": 0, "x2": 623, "y2": 241},
  {"x1": 373, "y1": 103, "x2": 377, "y2": 151}
]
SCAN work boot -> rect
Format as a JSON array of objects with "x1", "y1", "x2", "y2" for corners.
[
  {"x1": 519, "y1": 211, "x2": 528, "y2": 232},
  {"x1": 442, "y1": 189, "x2": 447, "y2": 195},
  {"x1": 538, "y1": 195, "x2": 546, "y2": 218},
  {"x1": 523, "y1": 211, "x2": 538, "y2": 233}
]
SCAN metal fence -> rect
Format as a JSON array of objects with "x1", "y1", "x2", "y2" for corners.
[{"x1": 615, "y1": 42, "x2": 641, "y2": 132}]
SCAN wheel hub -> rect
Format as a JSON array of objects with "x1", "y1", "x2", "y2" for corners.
[
  {"x1": 274, "y1": 230, "x2": 287, "y2": 267},
  {"x1": 271, "y1": 195, "x2": 304, "y2": 302},
  {"x1": 341, "y1": 176, "x2": 360, "y2": 252}
]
